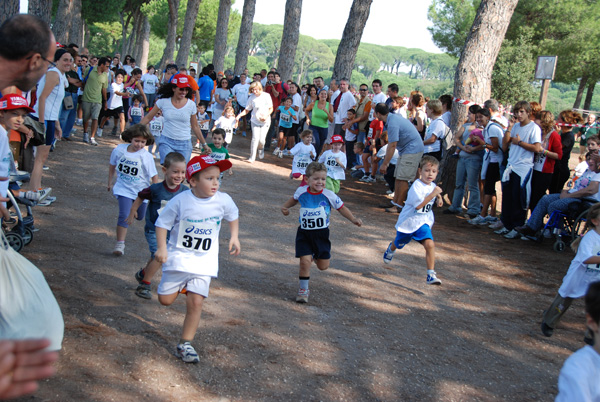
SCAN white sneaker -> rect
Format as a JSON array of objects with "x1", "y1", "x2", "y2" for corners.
[
  {"x1": 489, "y1": 221, "x2": 504, "y2": 230},
  {"x1": 468, "y1": 215, "x2": 487, "y2": 225},
  {"x1": 273, "y1": 147, "x2": 280, "y2": 155},
  {"x1": 504, "y1": 229, "x2": 520, "y2": 239},
  {"x1": 83, "y1": 132, "x2": 90, "y2": 143},
  {"x1": 24, "y1": 187, "x2": 52, "y2": 202},
  {"x1": 426, "y1": 271, "x2": 442, "y2": 285},
  {"x1": 278, "y1": 150, "x2": 283, "y2": 158},
  {"x1": 176, "y1": 342, "x2": 199, "y2": 363},
  {"x1": 494, "y1": 227, "x2": 509, "y2": 235},
  {"x1": 258, "y1": 149, "x2": 264, "y2": 159},
  {"x1": 90, "y1": 137, "x2": 98, "y2": 146},
  {"x1": 113, "y1": 242, "x2": 125, "y2": 256},
  {"x1": 96, "y1": 128, "x2": 103, "y2": 137}
]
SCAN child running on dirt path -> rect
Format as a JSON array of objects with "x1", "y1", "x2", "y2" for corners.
[
  {"x1": 129, "y1": 152, "x2": 189, "y2": 299},
  {"x1": 289, "y1": 129, "x2": 316, "y2": 186},
  {"x1": 154, "y1": 154, "x2": 240, "y2": 363},
  {"x1": 383, "y1": 155, "x2": 444, "y2": 285},
  {"x1": 108, "y1": 124, "x2": 158, "y2": 256},
  {"x1": 281, "y1": 162, "x2": 362, "y2": 303},
  {"x1": 318, "y1": 135, "x2": 347, "y2": 194}
]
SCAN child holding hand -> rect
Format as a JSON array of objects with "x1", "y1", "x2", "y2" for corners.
[{"x1": 281, "y1": 162, "x2": 362, "y2": 303}]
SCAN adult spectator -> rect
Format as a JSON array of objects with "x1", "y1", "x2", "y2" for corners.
[
  {"x1": 123, "y1": 57, "x2": 136, "y2": 75},
  {"x1": 347, "y1": 83, "x2": 371, "y2": 144},
  {"x1": 484, "y1": 98, "x2": 508, "y2": 128},
  {"x1": 198, "y1": 66, "x2": 214, "y2": 111},
  {"x1": 385, "y1": 84, "x2": 399, "y2": 110},
  {"x1": 89, "y1": 56, "x2": 98, "y2": 67},
  {"x1": 576, "y1": 113, "x2": 599, "y2": 157},
  {"x1": 214, "y1": 78, "x2": 231, "y2": 120},
  {"x1": 378, "y1": 103, "x2": 424, "y2": 212},
  {"x1": 331, "y1": 78, "x2": 356, "y2": 135},
  {"x1": 140, "y1": 74, "x2": 209, "y2": 163},
  {"x1": 232, "y1": 73, "x2": 250, "y2": 132},
  {"x1": 235, "y1": 82, "x2": 273, "y2": 162},
  {"x1": 161, "y1": 64, "x2": 178, "y2": 85},
  {"x1": 439, "y1": 94, "x2": 453, "y2": 126},
  {"x1": 110, "y1": 54, "x2": 122, "y2": 69},
  {"x1": 369, "y1": 79, "x2": 387, "y2": 122},
  {"x1": 81, "y1": 56, "x2": 110, "y2": 145},
  {"x1": 260, "y1": 69, "x2": 268, "y2": 87},
  {"x1": 313, "y1": 76, "x2": 328, "y2": 94},
  {"x1": 550, "y1": 110, "x2": 584, "y2": 193},
  {"x1": 243, "y1": 68, "x2": 252, "y2": 83},
  {"x1": 264, "y1": 71, "x2": 287, "y2": 150},
  {"x1": 0, "y1": 14, "x2": 56, "y2": 92},
  {"x1": 225, "y1": 69, "x2": 240, "y2": 88},
  {"x1": 177, "y1": 67, "x2": 200, "y2": 106},
  {"x1": 141, "y1": 65, "x2": 159, "y2": 107},
  {"x1": 306, "y1": 88, "x2": 334, "y2": 156},
  {"x1": 58, "y1": 48, "x2": 82, "y2": 141},
  {"x1": 408, "y1": 93, "x2": 427, "y2": 139},
  {"x1": 120, "y1": 68, "x2": 148, "y2": 129}
]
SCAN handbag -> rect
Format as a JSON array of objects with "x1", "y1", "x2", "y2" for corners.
[
  {"x1": 63, "y1": 94, "x2": 74, "y2": 110},
  {"x1": 23, "y1": 115, "x2": 46, "y2": 147}
]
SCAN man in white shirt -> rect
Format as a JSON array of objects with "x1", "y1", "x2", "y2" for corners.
[
  {"x1": 369, "y1": 79, "x2": 387, "y2": 121},
  {"x1": 332, "y1": 79, "x2": 356, "y2": 135}
]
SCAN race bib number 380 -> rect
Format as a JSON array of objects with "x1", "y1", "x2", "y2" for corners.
[
  {"x1": 299, "y1": 207, "x2": 328, "y2": 230},
  {"x1": 176, "y1": 220, "x2": 217, "y2": 253}
]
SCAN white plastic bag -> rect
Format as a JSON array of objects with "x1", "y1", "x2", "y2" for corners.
[{"x1": 0, "y1": 233, "x2": 64, "y2": 351}]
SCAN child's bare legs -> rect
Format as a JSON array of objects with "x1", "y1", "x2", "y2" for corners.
[
  {"x1": 422, "y1": 239, "x2": 435, "y2": 271},
  {"x1": 299, "y1": 255, "x2": 329, "y2": 277},
  {"x1": 141, "y1": 258, "x2": 162, "y2": 282},
  {"x1": 481, "y1": 194, "x2": 497, "y2": 217},
  {"x1": 277, "y1": 131, "x2": 286, "y2": 151},
  {"x1": 157, "y1": 291, "x2": 205, "y2": 341},
  {"x1": 119, "y1": 114, "x2": 125, "y2": 133},
  {"x1": 116, "y1": 225, "x2": 127, "y2": 242},
  {"x1": 361, "y1": 153, "x2": 370, "y2": 175},
  {"x1": 287, "y1": 134, "x2": 295, "y2": 151}
]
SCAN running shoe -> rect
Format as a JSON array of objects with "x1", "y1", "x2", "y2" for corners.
[
  {"x1": 83, "y1": 132, "x2": 90, "y2": 143},
  {"x1": 135, "y1": 283, "x2": 152, "y2": 299},
  {"x1": 273, "y1": 147, "x2": 280, "y2": 155},
  {"x1": 90, "y1": 137, "x2": 98, "y2": 146},
  {"x1": 96, "y1": 128, "x2": 103, "y2": 137},
  {"x1": 24, "y1": 187, "x2": 52, "y2": 202},
  {"x1": 426, "y1": 272, "x2": 442, "y2": 285},
  {"x1": 258, "y1": 149, "x2": 264, "y2": 159},
  {"x1": 176, "y1": 342, "x2": 200, "y2": 363},
  {"x1": 383, "y1": 242, "x2": 395, "y2": 264},
  {"x1": 504, "y1": 229, "x2": 520, "y2": 239},
  {"x1": 468, "y1": 215, "x2": 488, "y2": 225},
  {"x1": 489, "y1": 221, "x2": 505, "y2": 230},
  {"x1": 296, "y1": 288, "x2": 309, "y2": 303},
  {"x1": 494, "y1": 227, "x2": 509, "y2": 235},
  {"x1": 113, "y1": 242, "x2": 125, "y2": 256}
]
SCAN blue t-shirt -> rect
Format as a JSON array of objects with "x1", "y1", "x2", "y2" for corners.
[
  {"x1": 278, "y1": 106, "x2": 296, "y2": 129},
  {"x1": 386, "y1": 113, "x2": 424, "y2": 155},
  {"x1": 293, "y1": 186, "x2": 344, "y2": 230},
  {"x1": 198, "y1": 75, "x2": 213, "y2": 101},
  {"x1": 138, "y1": 181, "x2": 189, "y2": 231}
]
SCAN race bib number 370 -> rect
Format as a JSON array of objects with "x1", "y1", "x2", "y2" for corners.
[{"x1": 176, "y1": 220, "x2": 217, "y2": 252}]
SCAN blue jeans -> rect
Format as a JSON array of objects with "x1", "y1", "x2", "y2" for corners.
[
  {"x1": 310, "y1": 125, "x2": 328, "y2": 156},
  {"x1": 526, "y1": 194, "x2": 581, "y2": 231},
  {"x1": 59, "y1": 92, "x2": 78, "y2": 138},
  {"x1": 158, "y1": 135, "x2": 193, "y2": 164},
  {"x1": 450, "y1": 156, "x2": 482, "y2": 215}
]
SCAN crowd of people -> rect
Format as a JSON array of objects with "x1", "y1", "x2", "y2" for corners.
[{"x1": 0, "y1": 13, "x2": 599, "y2": 401}]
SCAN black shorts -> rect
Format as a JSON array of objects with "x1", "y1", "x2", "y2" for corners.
[
  {"x1": 484, "y1": 162, "x2": 500, "y2": 195},
  {"x1": 105, "y1": 107, "x2": 124, "y2": 118},
  {"x1": 295, "y1": 227, "x2": 331, "y2": 260},
  {"x1": 280, "y1": 125, "x2": 294, "y2": 137}
]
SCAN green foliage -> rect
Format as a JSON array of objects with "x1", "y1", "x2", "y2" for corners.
[
  {"x1": 87, "y1": 21, "x2": 122, "y2": 57},
  {"x1": 427, "y1": 0, "x2": 481, "y2": 57},
  {"x1": 491, "y1": 30, "x2": 536, "y2": 106}
]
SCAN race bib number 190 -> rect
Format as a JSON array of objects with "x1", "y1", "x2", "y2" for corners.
[{"x1": 176, "y1": 220, "x2": 217, "y2": 253}]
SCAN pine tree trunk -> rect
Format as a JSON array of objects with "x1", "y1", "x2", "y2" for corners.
[
  {"x1": 53, "y1": 0, "x2": 72, "y2": 44},
  {"x1": 68, "y1": 0, "x2": 83, "y2": 48},
  {"x1": 139, "y1": 16, "x2": 151, "y2": 71},
  {"x1": 582, "y1": 81, "x2": 596, "y2": 116},
  {"x1": 133, "y1": 12, "x2": 146, "y2": 63},
  {"x1": 233, "y1": 0, "x2": 256, "y2": 75},
  {"x1": 331, "y1": 0, "x2": 373, "y2": 81},
  {"x1": 120, "y1": 12, "x2": 133, "y2": 57},
  {"x1": 573, "y1": 74, "x2": 589, "y2": 109},
  {"x1": 160, "y1": 0, "x2": 181, "y2": 70},
  {"x1": 277, "y1": 0, "x2": 302, "y2": 82},
  {"x1": 176, "y1": 0, "x2": 202, "y2": 67},
  {"x1": 212, "y1": 0, "x2": 232, "y2": 72},
  {"x1": 0, "y1": 0, "x2": 19, "y2": 24},
  {"x1": 439, "y1": 0, "x2": 519, "y2": 199},
  {"x1": 28, "y1": 0, "x2": 52, "y2": 25}
]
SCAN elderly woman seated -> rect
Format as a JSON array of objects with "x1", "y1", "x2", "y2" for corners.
[{"x1": 516, "y1": 152, "x2": 600, "y2": 238}]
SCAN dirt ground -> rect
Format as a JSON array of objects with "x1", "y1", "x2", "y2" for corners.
[{"x1": 12, "y1": 124, "x2": 585, "y2": 402}]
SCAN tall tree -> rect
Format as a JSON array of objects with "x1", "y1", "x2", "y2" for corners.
[
  {"x1": 176, "y1": 0, "x2": 202, "y2": 67},
  {"x1": 159, "y1": 0, "x2": 181, "y2": 69},
  {"x1": 277, "y1": 0, "x2": 302, "y2": 82},
  {"x1": 233, "y1": 0, "x2": 256, "y2": 75},
  {"x1": 212, "y1": 0, "x2": 231, "y2": 72},
  {"x1": 0, "y1": 0, "x2": 19, "y2": 24},
  {"x1": 331, "y1": 0, "x2": 373, "y2": 81},
  {"x1": 139, "y1": 15, "x2": 151, "y2": 70},
  {"x1": 427, "y1": 0, "x2": 481, "y2": 58},
  {"x1": 28, "y1": 0, "x2": 52, "y2": 25},
  {"x1": 439, "y1": 0, "x2": 519, "y2": 197}
]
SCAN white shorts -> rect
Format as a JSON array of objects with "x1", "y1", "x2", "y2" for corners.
[{"x1": 157, "y1": 271, "x2": 212, "y2": 297}]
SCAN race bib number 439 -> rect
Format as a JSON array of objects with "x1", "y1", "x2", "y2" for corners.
[
  {"x1": 176, "y1": 220, "x2": 217, "y2": 252},
  {"x1": 117, "y1": 156, "x2": 141, "y2": 178},
  {"x1": 299, "y1": 207, "x2": 328, "y2": 230}
]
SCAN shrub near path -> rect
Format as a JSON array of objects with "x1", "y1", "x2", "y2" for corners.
[{"x1": 21, "y1": 128, "x2": 579, "y2": 401}]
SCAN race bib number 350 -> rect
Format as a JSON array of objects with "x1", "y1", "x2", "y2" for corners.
[
  {"x1": 299, "y1": 207, "x2": 328, "y2": 230},
  {"x1": 176, "y1": 220, "x2": 217, "y2": 253}
]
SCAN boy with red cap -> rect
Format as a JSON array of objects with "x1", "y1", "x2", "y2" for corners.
[
  {"x1": 318, "y1": 134, "x2": 347, "y2": 193},
  {"x1": 153, "y1": 154, "x2": 240, "y2": 363}
]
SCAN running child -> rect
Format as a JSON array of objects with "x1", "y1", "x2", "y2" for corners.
[
  {"x1": 128, "y1": 95, "x2": 145, "y2": 125},
  {"x1": 148, "y1": 109, "x2": 164, "y2": 159},
  {"x1": 196, "y1": 104, "x2": 210, "y2": 148},
  {"x1": 154, "y1": 154, "x2": 240, "y2": 363},
  {"x1": 208, "y1": 128, "x2": 233, "y2": 180},
  {"x1": 383, "y1": 155, "x2": 444, "y2": 285},
  {"x1": 130, "y1": 152, "x2": 188, "y2": 299},
  {"x1": 289, "y1": 130, "x2": 316, "y2": 184},
  {"x1": 318, "y1": 134, "x2": 347, "y2": 194},
  {"x1": 274, "y1": 97, "x2": 298, "y2": 157},
  {"x1": 541, "y1": 203, "x2": 600, "y2": 337},
  {"x1": 212, "y1": 106, "x2": 237, "y2": 147},
  {"x1": 281, "y1": 162, "x2": 362, "y2": 303},
  {"x1": 108, "y1": 124, "x2": 158, "y2": 256},
  {"x1": 100, "y1": 69, "x2": 127, "y2": 136}
]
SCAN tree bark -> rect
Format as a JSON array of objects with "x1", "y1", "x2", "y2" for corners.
[
  {"x1": 67, "y1": 0, "x2": 83, "y2": 48},
  {"x1": 139, "y1": 15, "x2": 151, "y2": 71},
  {"x1": 175, "y1": 0, "x2": 202, "y2": 67},
  {"x1": 53, "y1": 0, "x2": 72, "y2": 44},
  {"x1": 28, "y1": 0, "x2": 52, "y2": 26},
  {"x1": 277, "y1": 0, "x2": 302, "y2": 82},
  {"x1": 0, "y1": 0, "x2": 19, "y2": 24},
  {"x1": 582, "y1": 81, "x2": 596, "y2": 116},
  {"x1": 233, "y1": 0, "x2": 256, "y2": 75},
  {"x1": 212, "y1": 0, "x2": 232, "y2": 72},
  {"x1": 159, "y1": 0, "x2": 181, "y2": 70},
  {"x1": 331, "y1": 0, "x2": 373, "y2": 81},
  {"x1": 120, "y1": 11, "x2": 133, "y2": 57},
  {"x1": 439, "y1": 0, "x2": 519, "y2": 199},
  {"x1": 573, "y1": 74, "x2": 589, "y2": 110},
  {"x1": 131, "y1": 11, "x2": 144, "y2": 62}
]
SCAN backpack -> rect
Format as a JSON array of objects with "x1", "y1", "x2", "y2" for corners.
[{"x1": 437, "y1": 119, "x2": 453, "y2": 156}]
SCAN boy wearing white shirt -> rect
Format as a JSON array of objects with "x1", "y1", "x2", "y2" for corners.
[
  {"x1": 423, "y1": 100, "x2": 446, "y2": 161},
  {"x1": 154, "y1": 155, "x2": 240, "y2": 363},
  {"x1": 383, "y1": 156, "x2": 444, "y2": 285}
]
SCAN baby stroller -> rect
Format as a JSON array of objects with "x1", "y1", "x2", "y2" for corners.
[{"x1": 1, "y1": 170, "x2": 36, "y2": 252}]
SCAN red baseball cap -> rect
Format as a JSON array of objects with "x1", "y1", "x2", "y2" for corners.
[
  {"x1": 331, "y1": 135, "x2": 344, "y2": 144},
  {"x1": 0, "y1": 94, "x2": 34, "y2": 113},
  {"x1": 186, "y1": 155, "x2": 232, "y2": 180},
  {"x1": 172, "y1": 74, "x2": 191, "y2": 89}
]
